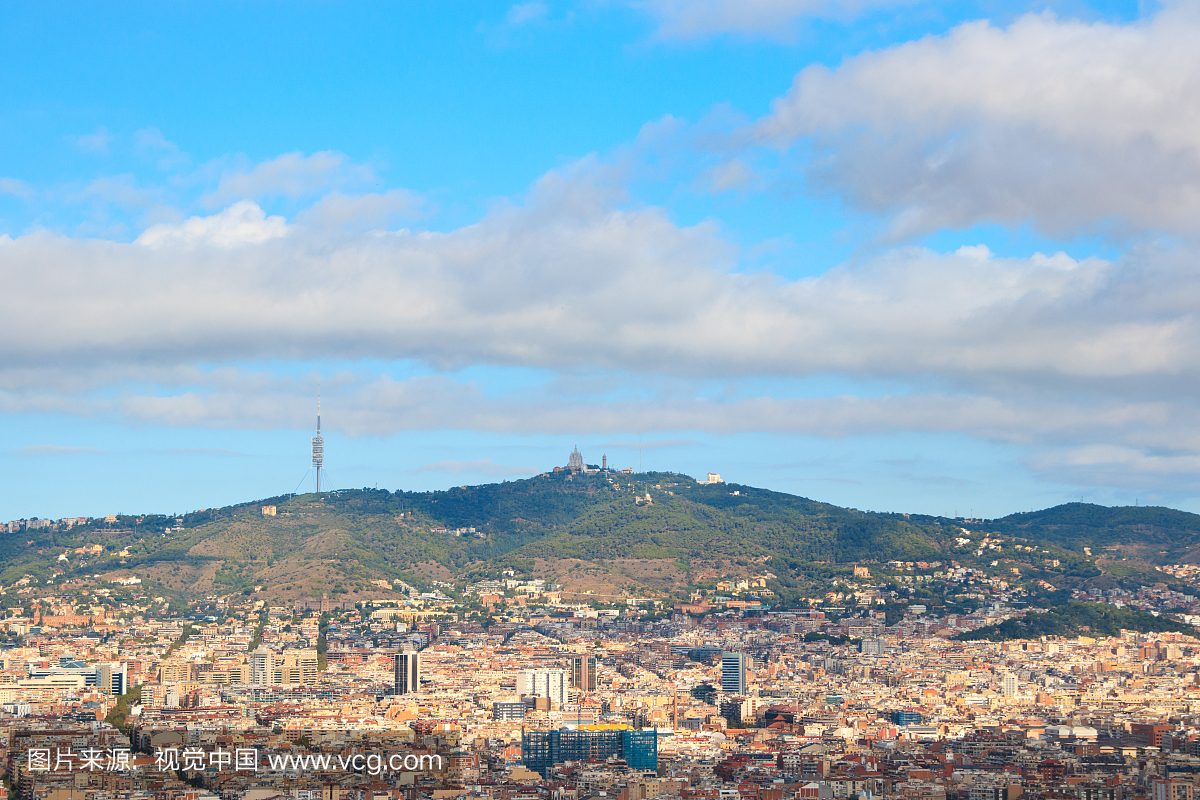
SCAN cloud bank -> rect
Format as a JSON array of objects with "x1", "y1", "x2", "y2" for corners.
[
  {"x1": 756, "y1": 5, "x2": 1200, "y2": 238},
  {"x1": 1, "y1": 183, "x2": 1197, "y2": 392},
  {"x1": 637, "y1": 0, "x2": 913, "y2": 40},
  {"x1": 7, "y1": 2, "x2": 1200, "y2": 502}
]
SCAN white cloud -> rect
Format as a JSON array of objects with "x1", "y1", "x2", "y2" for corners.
[
  {"x1": 756, "y1": 5, "x2": 1200, "y2": 237},
  {"x1": 702, "y1": 158, "x2": 754, "y2": 193},
  {"x1": 67, "y1": 126, "x2": 111, "y2": 155},
  {"x1": 201, "y1": 151, "x2": 376, "y2": 208},
  {"x1": 0, "y1": 178, "x2": 33, "y2": 199},
  {"x1": 134, "y1": 127, "x2": 190, "y2": 170},
  {"x1": 1031, "y1": 445, "x2": 1200, "y2": 493},
  {"x1": 597, "y1": 439, "x2": 700, "y2": 449},
  {"x1": 506, "y1": 2, "x2": 549, "y2": 25},
  {"x1": 135, "y1": 200, "x2": 287, "y2": 247},
  {"x1": 293, "y1": 190, "x2": 424, "y2": 231},
  {"x1": 6, "y1": 159, "x2": 1200, "y2": 490},
  {"x1": 636, "y1": 0, "x2": 911, "y2": 40},
  {"x1": 9, "y1": 371, "x2": 1196, "y2": 494},
  {"x1": 2, "y1": 169, "x2": 1200, "y2": 386},
  {"x1": 75, "y1": 175, "x2": 163, "y2": 209},
  {"x1": 11, "y1": 445, "x2": 104, "y2": 457},
  {"x1": 4, "y1": 361, "x2": 1200, "y2": 487}
]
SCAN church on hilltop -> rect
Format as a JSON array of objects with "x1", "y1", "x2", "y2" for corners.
[{"x1": 552, "y1": 445, "x2": 609, "y2": 475}]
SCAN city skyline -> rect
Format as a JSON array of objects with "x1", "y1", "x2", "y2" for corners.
[{"x1": 5, "y1": 6, "x2": 1200, "y2": 798}]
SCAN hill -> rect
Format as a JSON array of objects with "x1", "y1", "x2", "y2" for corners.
[
  {"x1": 5, "y1": 472, "x2": 1200, "y2": 610},
  {"x1": 955, "y1": 601, "x2": 1195, "y2": 641},
  {"x1": 989, "y1": 502, "x2": 1200, "y2": 561}
]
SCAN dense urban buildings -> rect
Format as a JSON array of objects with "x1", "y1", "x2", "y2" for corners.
[
  {"x1": 10, "y1": 468, "x2": 1200, "y2": 800},
  {"x1": 7, "y1": 560, "x2": 1200, "y2": 800}
]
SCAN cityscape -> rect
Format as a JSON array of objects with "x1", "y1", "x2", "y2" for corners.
[
  {"x1": 5, "y1": 446, "x2": 1200, "y2": 800},
  {"x1": 4, "y1": 2, "x2": 1200, "y2": 800}
]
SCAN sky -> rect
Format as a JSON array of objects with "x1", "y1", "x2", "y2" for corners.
[{"x1": 2, "y1": 0, "x2": 1198, "y2": 520}]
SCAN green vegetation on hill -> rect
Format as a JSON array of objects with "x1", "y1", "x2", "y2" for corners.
[
  {"x1": 955, "y1": 602, "x2": 1196, "y2": 641},
  {"x1": 514, "y1": 480, "x2": 941, "y2": 565},
  {"x1": 9, "y1": 471, "x2": 1200, "y2": 606},
  {"x1": 991, "y1": 502, "x2": 1200, "y2": 556}
]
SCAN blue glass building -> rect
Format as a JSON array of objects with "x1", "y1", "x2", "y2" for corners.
[{"x1": 522, "y1": 728, "x2": 658, "y2": 777}]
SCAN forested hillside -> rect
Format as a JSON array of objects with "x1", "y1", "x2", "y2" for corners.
[
  {"x1": 6, "y1": 471, "x2": 1200, "y2": 606},
  {"x1": 990, "y1": 502, "x2": 1200, "y2": 559}
]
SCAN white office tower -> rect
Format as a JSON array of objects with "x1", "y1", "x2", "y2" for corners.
[
  {"x1": 721, "y1": 651, "x2": 747, "y2": 695},
  {"x1": 518, "y1": 669, "x2": 568, "y2": 706},
  {"x1": 249, "y1": 647, "x2": 274, "y2": 686},
  {"x1": 1003, "y1": 673, "x2": 1019, "y2": 698},
  {"x1": 395, "y1": 650, "x2": 420, "y2": 695}
]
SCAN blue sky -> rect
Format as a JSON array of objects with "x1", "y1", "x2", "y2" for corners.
[{"x1": 2, "y1": 0, "x2": 1198, "y2": 520}]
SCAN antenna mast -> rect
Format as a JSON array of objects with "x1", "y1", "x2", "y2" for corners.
[{"x1": 312, "y1": 392, "x2": 324, "y2": 495}]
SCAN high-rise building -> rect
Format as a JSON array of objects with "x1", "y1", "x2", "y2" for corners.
[
  {"x1": 570, "y1": 656, "x2": 597, "y2": 692},
  {"x1": 278, "y1": 649, "x2": 320, "y2": 686},
  {"x1": 721, "y1": 652, "x2": 747, "y2": 695},
  {"x1": 395, "y1": 650, "x2": 420, "y2": 695},
  {"x1": 1002, "y1": 673, "x2": 1018, "y2": 698},
  {"x1": 518, "y1": 669, "x2": 568, "y2": 706},
  {"x1": 97, "y1": 662, "x2": 127, "y2": 696},
  {"x1": 249, "y1": 647, "x2": 274, "y2": 686}
]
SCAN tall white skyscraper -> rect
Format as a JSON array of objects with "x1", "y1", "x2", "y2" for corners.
[
  {"x1": 1002, "y1": 673, "x2": 1018, "y2": 698},
  {"x1": 518, "y1": 669, "x2": 568, "y2": 706},
  {"x1": 249, "y1": 647, "x2": 274, "y2": 686}
]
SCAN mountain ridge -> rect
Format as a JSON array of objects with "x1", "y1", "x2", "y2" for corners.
[{"x1": 3, "y1": 470, "x2": 1198, "y2": 609}]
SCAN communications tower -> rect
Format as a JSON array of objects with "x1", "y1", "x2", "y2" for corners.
[{"x1": 312, "y1": 394, "x2": 324, "y2": 495}]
